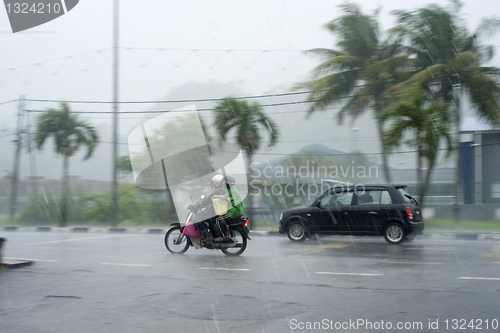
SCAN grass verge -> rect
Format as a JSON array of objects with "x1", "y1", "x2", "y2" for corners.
[{"x1": 424, "y1": 218, "x2": 500, "y2": 232}]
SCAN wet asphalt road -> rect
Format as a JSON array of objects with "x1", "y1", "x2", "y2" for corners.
[{"x1": 1, "y1": 232, "x2": 500, "y2": 333}]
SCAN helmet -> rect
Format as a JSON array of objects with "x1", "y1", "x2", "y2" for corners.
[{"x1": 211, "y1": 174, "x2": 224, "y2": 188}]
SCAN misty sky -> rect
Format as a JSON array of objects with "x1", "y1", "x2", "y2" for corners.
[{"x1": 0, "y1": 0, "x2": 499, "y2": 182}]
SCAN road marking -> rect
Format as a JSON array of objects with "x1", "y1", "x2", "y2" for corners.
[
  {"x1": 485, "y1": 244, "x2": 500, "y2": 264},
  {"x1": 383, "y1": 261, "x2": 444, "y2": 265},
  {"x1": 316, "y1": 272, "x2": 382, "y2": 276},
  {"x1": 405, "y1": 247, "x2": 456, "y2": 250},
  {"x1": 458, "y1": 277, "x2": 500, "y2": 281},
  {"x1": 25, "y1": 235, "x2": 135, "y2": 246},
  {"x1": 300, "y1": 242, "x2": 352, "y2": 254},
  {"x1": 198, "y1": 267, "x2": 251, "y2": 271},
  {"x1": 100, "y1": 263, "x2": 150, "y2": 267},
  {"x1": 5, "y1": 257, "x2": 57, "y2": 262},
  {"x1": 404, "y1": 250, "x2": 455, "y2": 254}
]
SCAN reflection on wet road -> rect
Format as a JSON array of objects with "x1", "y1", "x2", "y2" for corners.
[{"x1": 1, "y1": 232, "x2": 500, "y2": 332}]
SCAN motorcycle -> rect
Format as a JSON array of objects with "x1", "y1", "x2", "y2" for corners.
[{"x1": 164, "y1": 196, "x2": 251, "y2": 256}]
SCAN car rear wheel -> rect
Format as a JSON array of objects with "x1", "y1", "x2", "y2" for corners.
[
  {"x1": 384, "y1": 223, "x2": 405, "y2": 244},
  {"x1": 287, "y1": 221, "x2": 306, "y2": 242}
]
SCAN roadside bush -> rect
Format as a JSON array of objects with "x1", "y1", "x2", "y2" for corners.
[
  {"x1": 13, "y1": 184, "x2": 178, "y2": 226},
  {"x1": 83, "y1": 184, "x2": 177, "y2": 226},
  {"x1": 14, "y1": 188, "x2": 87, "y2": 226}
]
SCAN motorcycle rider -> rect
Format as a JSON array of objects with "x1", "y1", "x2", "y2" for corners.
[{"x1": 187, "y1": 174, "x2": 244, "y2": 242}]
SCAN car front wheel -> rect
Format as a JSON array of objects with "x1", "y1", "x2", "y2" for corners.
[
  {"x1": 384, "y1": 223, "x2": 405, "y2": 244},
  {"x1": 287, "y1": 221, "x2": 307, "y2": 242}
]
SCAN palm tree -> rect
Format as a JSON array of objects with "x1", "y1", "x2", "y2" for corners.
[
  {"x1": 214, "y1": 98, "x2": 279, "y2": 229},
  {"x1": 35, "y1": 102, "x2": 99, "y2": 226},
  {"x1": 390, "y1": 0, "x2": 500, "y2": 219},
  {"x1": 297, "y1": 3, "x2": 409, "y2": 183},
  {"x1": 383, "y1": 86, "x2": 453, "y2": 208}
]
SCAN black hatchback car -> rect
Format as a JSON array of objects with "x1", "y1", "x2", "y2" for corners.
[{"x1": 278, "y1": 184, "x2": 424, "y2": 244}]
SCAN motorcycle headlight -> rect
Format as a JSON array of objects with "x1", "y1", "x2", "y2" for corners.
[{"x1": 280, "y1": 213, "x2": 283, "y2": 220}]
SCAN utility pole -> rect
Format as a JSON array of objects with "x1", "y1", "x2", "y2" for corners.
[
  {"x1": 9, "y1": 96, "x2": 25, "y2": 218},
  {"x1": 453, "y1": 87, "x2": 462, "y2": 223},
  {"x1": 26, "y1": 106, "x2": 38, "y2": 198},
  {"x1": 111, "y1": 0, "x2": 119, "y2": 227}
]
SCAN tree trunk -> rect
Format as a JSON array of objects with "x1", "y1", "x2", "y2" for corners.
[
  {"x1": 376, "y1": 118, "x2": 392, "y2": 183},
  {"x1": 245, "y1": 148, "x2": 254, "y2": 230},
  {"x1": 417, "y1": 143, "x2": 423, "y2": 203},
  {"x1": 60, "y1": 156, "x2": 70, "y2": 227},
  {"x1": 419, "y1": 158, "x2": 436, "y2": 210},
  {"x1": 453, "y1": 88, "x2": 462, "y2": 223}
]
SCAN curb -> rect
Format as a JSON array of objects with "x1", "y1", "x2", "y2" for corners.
[
  {"x1": 1, "y1": 259, "x2": 33, "y2": 269},
  {"x1": 0, "y1": 226, "x2": 279, "y2": 236},
  {"x1": 0, "y1": 226, "x2": 171, "y2": 234},
  {"x1": 2, "y1": 226, "x2": 500, "y2": 241}
]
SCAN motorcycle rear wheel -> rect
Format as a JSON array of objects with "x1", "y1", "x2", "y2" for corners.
[
  {"x1": 220, "y1": 228, "x2": 247, "y2": 256},
  {"x1": 165, "y1": 226, "x2": 189, "y2": 254}
]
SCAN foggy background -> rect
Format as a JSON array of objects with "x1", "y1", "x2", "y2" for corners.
[{"x1": 1, "y1": 0, "x2": 497, "y2": 183}]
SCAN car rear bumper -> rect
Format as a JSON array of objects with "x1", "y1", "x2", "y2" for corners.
[{"x1": 408, "y1": 221, "x2": 424, "y2": 234}]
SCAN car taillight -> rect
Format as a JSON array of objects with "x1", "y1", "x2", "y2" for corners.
[
  {"x1": 242, "y1": 220, "x2": 249, "y2": 227},
  {"x1": 406, "y1": 206, "x2": 413, "y2": 221}
]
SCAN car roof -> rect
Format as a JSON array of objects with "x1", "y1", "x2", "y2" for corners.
[{"x1": 326, "y1": 184, "x2": 407, "y2": 191}]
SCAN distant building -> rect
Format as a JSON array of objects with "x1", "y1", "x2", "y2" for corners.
[{"x1": 460, "y1": 116, "x2": 500, "y2": 204}]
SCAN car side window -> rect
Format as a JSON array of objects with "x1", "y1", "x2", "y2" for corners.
[
  {"x1": 358, "y1": 192, "x2": 374, "y2": 205},
  {"x1": 334, "y1": 191, "x2": 354, "y2": 205},
  {"x1": 320, "y1": 191, "x2": 353, "y2": 206},
  {"x1": 357, "y1": 190, "x2": 393, "y2": 205},
  {"x1": 320, "y1": 193, "x2": 335, "y2": 206},
  {"x1": 380, "y1": 190, "x2": 393, "y2": 204}
]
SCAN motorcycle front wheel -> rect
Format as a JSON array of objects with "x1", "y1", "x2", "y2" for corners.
[
  {"x1": 165, "y1": 226, "x2": 189, "y2": 254},
  {"x1": 220, "y1": 228, "x2": 247, "y2": 256}
]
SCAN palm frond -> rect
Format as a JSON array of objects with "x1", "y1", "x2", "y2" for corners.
[
  {"x1": 337, "y1": 94, "x2": 370, "y2": 124},
  {"x1": 306, "y1": 48, "x2": 344, "y2": 59},
  {"x1": 312, "y1": 55, "x2": 365, "y2": 77},
  {"x1": 35, "y1": 101, "x2": 99, "y2": 160},
  {"x1": 213, "y1": 98, "x2": 279, "y2": 154},
  {"x1": 463, "y1": 69, "x2": 500, "y2": 125},
  {"x1": 304, "y1": 69, "x2": 360, "y2": 115},
  {"x1": 449, "y1": 51, "x2": 479, "y2": 72},
  {"x1": 388, "y1": 64, "x2": 446, "y2": 94}
]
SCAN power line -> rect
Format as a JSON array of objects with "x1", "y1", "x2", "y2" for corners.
[
  {"x1": 0, "y1": 47, "x2": 307, "y2": 74},
  {"x1": 0, "y1": 99, "x2": 19, "y2": 106},
  {"x1": 0, "y1": 48, "x2": 112, "y2": 73},
  {"x1": 11, "y1": 77, "x2": 463, "y2": 106},
  {"x1": 8, "y1": 45, "x2": 500, "y2": 76},
  {"x1": 85, "y1": 140, "x2": 500, "y2": 156},
  {"x1": 123, "y1": 47, "x2": 307, "y2": 52},
  {"x1": 23, "y1": 93, "x2": 371, "y2": 114},
  {"x1": 0, "y1": 74, "x2": 484, "y2": 106},
  {"x1": 230, "y1": 141, "x2": 500, "y2": 157},
  {"x1": 24, "y1": 89, "x2": 312, "y2": 104},
  {"x1": 21, "y1": 79, "x2": 403, "y2": 105},
  {"x1": 0, "y1": 132, "x2": 15, "y2": 139},
  {"x1": 0, "y1": 114, "x2": 17, "y2": 120}
]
